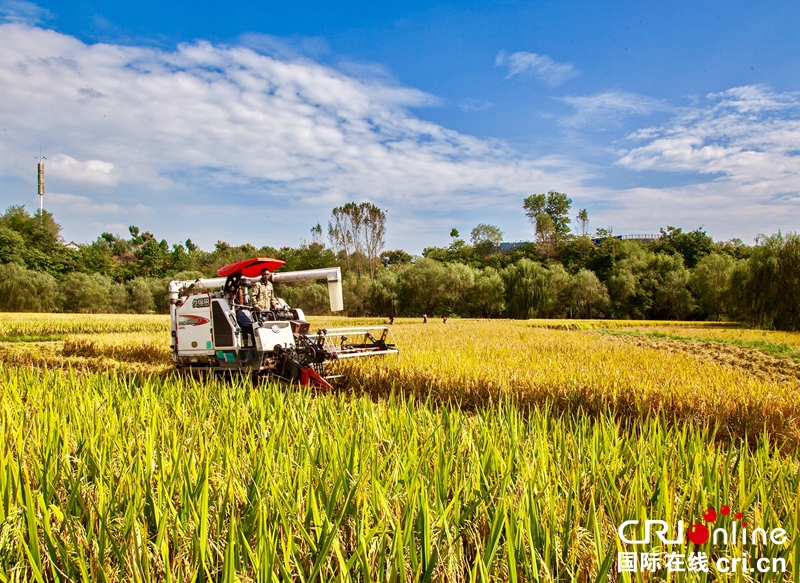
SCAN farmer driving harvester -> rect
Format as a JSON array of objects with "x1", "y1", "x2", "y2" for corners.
[
  {"x1": 169, "y1": 257, "x2": 397, "y2": 387},
  {"x1": 250, "y1": 268, "x2": 279, "y2": 313}
]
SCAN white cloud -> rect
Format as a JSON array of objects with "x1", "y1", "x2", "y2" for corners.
[
  {"x1": 617, "y1": 85, "x2": 800, "y2": 195},
  {"x1": 48, "y1": 155, "x2": 117, "y2": 186},
  {"x1": 495, "y1": 50, "x2": 579, "y2": 87},
  {"x1": 47, "y1": 193, "x2": 153, "y2": 215},
  {"x1": 0, "y1": 23, "x2": 598, "y2": 249},
  {"x1": 560, "y1": 90, "x2": 669, "y2": 127},
  {"x1": 0, "y1": 23, "x2": 584, "y2": 218},
  {"x1": 458, "y1": 98, "x2": 493, "y2": 113},
  {"x1": 238, "y1": 32, "x2": 331, "y2": 61},
  {"x1": 587, "y1": 181, "x2": 800, "y2": 243},
  {"x1": 1, "y1": 23, "x2": 797, "y2": 249},
  {"x1": 0, "y1": 0, "x2": 51, "y2": 25}
]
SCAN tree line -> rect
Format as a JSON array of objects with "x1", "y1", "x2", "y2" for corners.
[{"x1": 1, "y1": 197, "x2": 799, "y2": 330}]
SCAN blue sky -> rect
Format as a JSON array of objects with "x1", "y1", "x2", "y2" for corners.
[{"x1": 0, "y1": 0, "x2": 798, "y2": 252}]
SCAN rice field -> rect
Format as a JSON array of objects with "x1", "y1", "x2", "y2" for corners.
[{"x1": 1, "y1": 313, "x2": 799, "y2": 581}]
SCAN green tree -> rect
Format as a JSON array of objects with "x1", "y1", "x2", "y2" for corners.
[
  {"x1": 127, "y1": 278, "x2": 155, "y2": 314},
  {"x1": 470, "y1": 267, "x2": 505, "y2": 317},
  {"x1": 502, "y1": 259, "x2": 568, "y2": 319},
  {"x1": 328, "y1": 202, "x2": 386, "y2": 279},
  {"x1": 523, "y1": 191, "x2": 572, "y2": 239},
  {"x1": 60, "y1": 273, "x2": 112, "y2": 313},
  {"x1": 277, "y1": 282, "x2": 331, "y2": 315},
  {"x1": 397, "y1": 258, "x2": 449, "y2": 316},
  {"x1": 689, "y1": 253, "x2": 735, "y2": 320},
  {"x1": 575, "y1": 208, "x2": 589, "y2": 236},
  {"x1": 652, "y1": 226, "x2": 714, "y2": 268},
  {"x1": 310, "y1": 223, "x2": 323, "y2": 245},
  {"x1": 342, "y1": 273, "x2": 372, "y2": 316},
  {"x1": 75, "y1": 238, "x2": 119, "y2": 277},
  {"x1": 168, "y1": 243, "x2": 194, "y2": 274},
  {"x1": 652, "y1": 266, "x2": 693, "y2": 320},
  {"x1": 559, "y1": 235, "x2": 596, "y2": 273},
  {"x1": 0, "y1": 226, "x2": 26, "y2": 265},
  {"x1": 594, "y1": 226, "x2": 613, "y2": 239},
  {"x1": 0, "y1": 264, "x2": 59, "y2": 312},
  {"x1": 136, "y1": 237, "x2": 170, "y2": 278},
  {"x1": 440, "y1": 263, "x2": 475, "y2": 315},
  {"x1": 109, "y1": 283, "x2": 128, "y2": 313},
  {"x1": 278, "y1": 243, "x2": 337, "y2": 272},
  {"x1": 369, "y1": 269, "x2": 399, "y2": 316},
  {"x1": 605, "y1": 244, "x2": 692, "y2": 319},
  {"x1": 564, "y1": 269, "x2": 609, "y2": 318},
  {"x1": 716, "y1": 238, "x2": 751, "y2": 260},
  {"x1": 380, "y1": 249, "x2": 412, "y2": 267},
  {"x1": 731, "y1": 233, "x2": 800, "y2": 330},
  {"x1": 727, "y1": 259, "x2": 756, "y2": 325},
  {"x1": 422, "y1": 239, "x2": 475, "y2": 266},
  {"x1": 0, "y1": 206, "x2": 68, "y2": 273},
  {"x1": 470, "y1": 224, "x2": 504, "y2": 246}
]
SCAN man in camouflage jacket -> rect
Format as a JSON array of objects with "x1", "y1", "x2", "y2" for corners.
[{"x1": 250, "y1": 268, "x2": 278, "y2": 311}]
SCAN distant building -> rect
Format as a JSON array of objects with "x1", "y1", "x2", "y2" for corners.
[
  {"x1": 65, "y1": 241, "x2": 80, "y2": 250},
  {"x1": 499, "y1": 241, "x2": 530, "y2": 251}
]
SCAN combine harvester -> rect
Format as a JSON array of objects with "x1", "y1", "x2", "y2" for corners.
[{"x1": 168, "y1": 258, "x2": 397, "y2": 388}]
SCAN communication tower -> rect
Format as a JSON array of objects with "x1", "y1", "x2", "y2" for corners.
[{"x1": 35, "y1": 150, "x2": 46, "y2": 217}]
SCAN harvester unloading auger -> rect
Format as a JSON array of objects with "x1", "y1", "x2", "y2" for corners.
[{"x1": 168, "y1": 258, "x2": 397, "y2": 389}]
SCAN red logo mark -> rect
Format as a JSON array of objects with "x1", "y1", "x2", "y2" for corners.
[
  {"x1": 688, "y1": 523, "x2": 710, "y2": 545},
  {"x1": 689, "y1": 505, "x2": 747, "y2": 545},
  {"x1": 179, "y1": 315, "x2": 210, "y2": 326},
  {"x1": 703, "y1": 508, "x2": 718, "y2": 523}
]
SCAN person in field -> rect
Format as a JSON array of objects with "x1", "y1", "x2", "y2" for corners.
[{"x1": 251, "y1": 268, "x2": 278, "y2": 312}]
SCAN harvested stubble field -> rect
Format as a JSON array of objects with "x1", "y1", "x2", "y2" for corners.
[{"x1": 1, "y1": 313, "x2": 799, "y2": 582}]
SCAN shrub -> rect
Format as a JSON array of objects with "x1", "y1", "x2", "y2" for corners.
[
  {"x1": 0, "y1": 263, "x2": 59, "y2": 312},
  {"x1": 59, "y1": 272, "x2": 112, "y2": 313}
]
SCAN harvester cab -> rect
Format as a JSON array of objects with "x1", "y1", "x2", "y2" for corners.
[{"x1": 168, "y1": 258, "x2": 397, "y2": 388}]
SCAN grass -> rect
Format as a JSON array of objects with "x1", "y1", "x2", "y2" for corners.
[
  {"x1": 596, "y1": 328, "x2": 800, "y2": 362},
  {"x1": 0, "y1": 312, "x2": 169, "y2": 337},
  {"x1": 336, "y1": 320, "x2": 800, "y2": 446},
  {"x1": 3, "y1": 314, "x2": 800, "y2": 444},
  {"x1": 0, "y1": 334, "x2": 63, "y2": 343},
  {"x1": 1, "y1": 313, "x2": 800, "y2": 580},
  {"x1": 1, "y1": 367, "x2": 798, "y2": 582}
]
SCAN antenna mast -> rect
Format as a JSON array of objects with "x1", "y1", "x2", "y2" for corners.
[{"x1": 35, "y1": 149, "x2": 46, "y2": 223}]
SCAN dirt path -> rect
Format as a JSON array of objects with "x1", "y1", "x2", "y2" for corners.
[{"x1": 602, "y1": 333, "x2": 800, "y2": 383}]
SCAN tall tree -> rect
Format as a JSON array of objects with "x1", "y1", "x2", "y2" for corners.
[
  {"x1": 575, "y1": 209, "x2": 589, "y2": 236},
  {"x1": 652, "y1": 226, "x2": 714, "y2": 268},
  {"x1": 564, "y1": 269, "x2": 610, "y2": 318},
  {"x1": 362, "y1": 204, "x2": 387, "y2": 280},
  {"x1": 689, "y1": 253, "x2": 735, "y2": 320},
  {"x1": 732, "y1": 233, "x2": 800, "y2": 330},
  {"x1": 327, "y1": 202, "x2": 386, "y2": 279},
  {"x1": 0, "y1": 205, "x2": 66, "y2": 273},
  {"x1": 310, "y1": 223, "x2": 323, "y2": 245},
  {"x1": 328, "y1": 203, "x2": 359, "y2": 274},
  {"x1": 470, "y1": 223, "x2": 504, "y2": 246},
  {"x1": 523, "y1": 191, "x2": 572, "y2": 240}
]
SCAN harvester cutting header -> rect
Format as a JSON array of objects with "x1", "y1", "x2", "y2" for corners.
[{"x1": 168, "y1": 258, "x2": 397, "y2": 388}]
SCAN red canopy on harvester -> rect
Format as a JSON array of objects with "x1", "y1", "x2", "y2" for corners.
[{"x1": 217, "y1": 257, "x2": 286, "y2": 278}]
